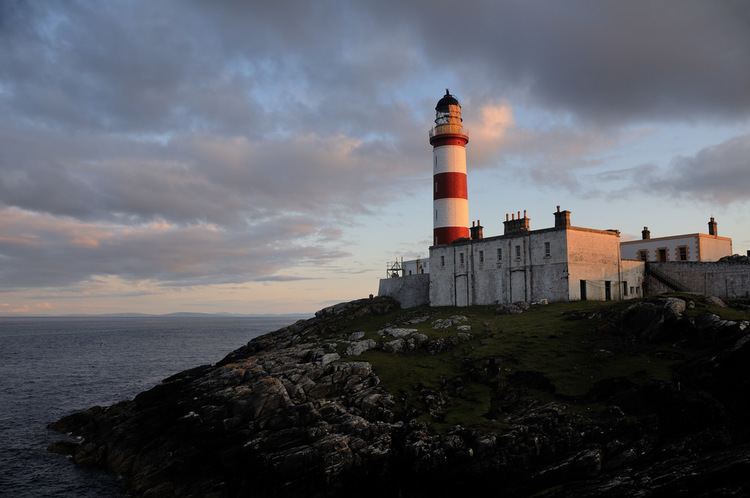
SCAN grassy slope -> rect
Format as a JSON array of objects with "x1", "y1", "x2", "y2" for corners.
[{"x1": 338, "y1": 298, "x2": 749, "y2": 431}]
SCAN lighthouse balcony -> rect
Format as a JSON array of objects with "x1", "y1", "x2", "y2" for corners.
[{"x1": 429, "y1": 124, "x2": 469, "y2": 140}]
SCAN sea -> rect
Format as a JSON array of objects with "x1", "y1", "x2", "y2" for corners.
[{"x1": 0, "y1": 315, "x2": 303, "y2": 497}]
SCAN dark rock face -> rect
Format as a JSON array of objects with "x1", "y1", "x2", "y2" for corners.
[{"x1": 49, "y1": 296, "x2": 750, "y2": 497}]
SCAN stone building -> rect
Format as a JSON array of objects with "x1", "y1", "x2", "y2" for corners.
[
  {"x1": 427, "y1": 208, "x2": 644, "y2": 306},
  {"x1": 620, "y1": 218, "x2": 732, "y2": 263}
]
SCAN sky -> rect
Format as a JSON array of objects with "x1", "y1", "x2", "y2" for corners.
[{"x1": 1, "y1": 0, "x2": 749, "y2": 314}]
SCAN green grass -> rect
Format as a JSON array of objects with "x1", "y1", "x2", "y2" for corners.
[{"x1": 345, "y1": 299, "x2": 715, "y2": 431}]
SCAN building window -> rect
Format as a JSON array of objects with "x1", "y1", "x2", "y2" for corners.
[
  {"x1": 544, "y1": 241, "x2": 551, "y2": 257},
  {"x1": 479, "y1": 250, "x2": 484, "y2": 264},
  {"x1": 497, "y1": 247, "x2": 502, "y2": 261},
  {"x1": 440, "y1": 255, "x2": 445, "y2": 267},
  {"x1": 638, "y1": 250, "x2": 648, "y2": 261},
  {"x1": 515, "y1": 245, "x2": 521, "y2": 259},
  {"x1": 630, "y1": 286, "x2": 635, "y2": 295},
  {"x1": 435, "y1": 209, "x2": 438, "y2": 221},
  {"x1": 678, "y1": 246, "x2": 688, "y2": 261},
  {"x1": 459, "y1": 252, "x2": 464, "y2": 266},
  {"x1": 623, "y1": 281, "x2": 628, "y2": 296},
  {"x1": 657, "y1": 248, "x2": 668, "y2": 262},
  {"x1": 408, "y1": 270, "x2": 412, "y2": 275}
]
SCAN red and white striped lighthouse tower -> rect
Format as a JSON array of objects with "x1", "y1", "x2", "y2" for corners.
[{"x1": 430, "y1": 89, "x2": 469, "y2": 245}]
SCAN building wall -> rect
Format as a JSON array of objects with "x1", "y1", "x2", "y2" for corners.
[
  {"x1": 566, "y1": 228, "x2": 630, "y2": 301},
  {"x1": 402, "y1": 258, "x2": 429, "y2": 276},
  {"x1": 428, "y1": 226, "x2": 646, "y2": 307},
  {"x1": 698, "y1": 235, "x2": 733, "y2": 262},
  {"x1": 378, "y1": 273, "x2": 430, "y2": 308},
  {"x1": 621, "y1": 259, "x2": 646, "y2": 299},
  {"x1": 429, "y1": 228, "x2": 570, "y2": 306},
  {"x1": 621, "y1": 234, "x2": 732, "y2": 262},
  {"x1": 647, "y1": 262, "x2": 750, "y2": 299},
  {"x1": 621, "y1": 235, "x2": 700, "y2": 262}
]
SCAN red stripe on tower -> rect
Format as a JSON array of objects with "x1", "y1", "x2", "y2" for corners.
[
  {"x1": 430, "y1": 89, "x2": 470, "y2": 246},
  {"x1": 434, "y1": 172, "x2": 468, "y2": 200}
]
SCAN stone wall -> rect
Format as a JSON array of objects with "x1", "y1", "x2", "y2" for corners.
[
  {"x1": 648, "y1": 262, "x2": 750, "y2": 299},
  {"x1": 378, "y1": 274, "x2": 430, "y2": 308}
]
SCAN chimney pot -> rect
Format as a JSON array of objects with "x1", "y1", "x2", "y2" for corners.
[{"x1": 556, "y1": 205, "x2": 560, "y2": 212}]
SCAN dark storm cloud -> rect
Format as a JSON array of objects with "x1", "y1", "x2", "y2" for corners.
[
  {"x1": 1, "y1": 0, "x2": 749, "y2": 289},
  {"x1": 363, "y1": 0, "x2": 750, "y2": 123}
]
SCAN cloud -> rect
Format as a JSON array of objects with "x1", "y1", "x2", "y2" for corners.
[
  {"x1": 363, "y1": 0, "x2": 750, "y2": 123},
  {"x1": 644, "y1": 133, "x2": 750, "y2": 204},
  {"x1": 0, "y1": 208, "x2": 347, "y2": 288},
  {"x1": 0, "y1": 301, "x2": 54, "y2": 314}
]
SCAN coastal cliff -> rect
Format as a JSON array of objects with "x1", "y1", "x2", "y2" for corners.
[{"x1": 49, "y1": 295, "x2": 750, "y2": 497}]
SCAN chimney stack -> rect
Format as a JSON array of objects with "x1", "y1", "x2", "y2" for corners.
[
  {"x1": 708, "y1": 217, "x2": 718, "y2": 236},
  {"x1": 504, "y1": 209, "x2": 531, "y2": 235},
  {"x1": 642, "y1": 226, "x2": 651, "y2": 240},
  {"x1": 554, "y1": 206, "x2": 571, "y2": 229},
  {"x1": 470, "y1": 219, "x2": 484, "y2": 240}
]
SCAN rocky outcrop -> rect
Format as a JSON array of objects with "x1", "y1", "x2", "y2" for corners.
[{"x1": 49, "y1": 295, "x2": 750, "y2": 497}]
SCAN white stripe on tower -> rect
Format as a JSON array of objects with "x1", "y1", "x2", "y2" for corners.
[{"x1": 430, "y1": 89, "x2": 469, "y2": 246}]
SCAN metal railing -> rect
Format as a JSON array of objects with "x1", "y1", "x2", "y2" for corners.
[{"x1": 429, "y1": 124, "x2": 469, "y2": 139}]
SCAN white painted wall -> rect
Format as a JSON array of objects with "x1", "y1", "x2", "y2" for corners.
[
  {"x1": 621, "y1": 234, "x2": 731, "y2": 262},
  {"x1": 699, "y1": 236, "x2": 733, "y2": 261},
  {"x1": 433, "y1": 145, "x2": 467, "y2": 174},
  {"x1": 428, "y1": 226, "x2": 646, "y2": 307},
  {"x1": 434, "y1": 198, "x2": 469, "y2": 228},
  {"x1": 621, "y1": 235, "x2": 700, "y2": 262}
]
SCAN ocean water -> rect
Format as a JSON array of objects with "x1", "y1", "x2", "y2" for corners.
[{"x1": 0, "y1": 315, "x2": 302, "y2": 497}]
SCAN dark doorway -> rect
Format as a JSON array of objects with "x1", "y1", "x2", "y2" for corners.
[
  {"x1": 580, "y1": 280, "x2": 587, "y2": 300},
  {"x1": 658, "y1": 248, "x2": 667, "y2": 262},
  {"x1": 605, "y1": 281, "x2": 612, "y2": 301}
]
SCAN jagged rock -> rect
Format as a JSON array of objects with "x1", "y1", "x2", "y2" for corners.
[
  {"x1": 405, "y1": 333, "x2": 428, "y2": 351},
  {"x1": 706, "y1": 295, "x2": 728, "y2": 308},
  {"x1": 496, "y1": 303, "x2": 524, "y2": 315},
  {"x1": 456, "y1": 325, "x2": 471, "y2": 332},
  {"x1": 659, "y1": 297, "x2": 686, "y2": 319},
  {"x1": 348, "y1": 331, "x2": 365, "y2": 341},
  {"x1": 382, "y1": 327, "x2": 418, "y2": 338},
  {"x1": 46, "y1": 295, "x2": 750, "y2": 498},
  {"x1": 345, "y1": 339, "x2": 376, "y2": 356},
  {"x1": 407, "y1": 315, "x2": 430, "y2": 324},
  {"x1": 382, "y1": 339, "x2": 404, "y2": 353},
  {"x1": 432, "y1": 315, "x2": 468, "y2": 329}
]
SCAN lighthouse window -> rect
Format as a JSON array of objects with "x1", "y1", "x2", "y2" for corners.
[
  {"x1": 479, "y1": 250, "x2": 484, "y2": 264},
  {"x1": 459, "y1": 252, "x2": 464, "y2": 266},
  {"x1": 435, "y1": 209, "x2": 438, "y2": 221},
  {"x1": 515, "y1": 245, "x2": 521, "y2": 259},
  {"x1": 497, "y1": 248, "x2": 502, "y2": 261},
  {"x1": 435, "y1": 181, "x2": 438, "y2": 194},
  {"x1": 544, "y1": 242, "x2": 551, "y2": 257},
  {"x1": 441, "y1": 255, "x2": 445, "y2": 267}
]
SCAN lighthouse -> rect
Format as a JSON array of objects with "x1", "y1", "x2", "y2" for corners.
[{"x1": 430, "y1": 89, "x2": 469, "y2": 246}]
